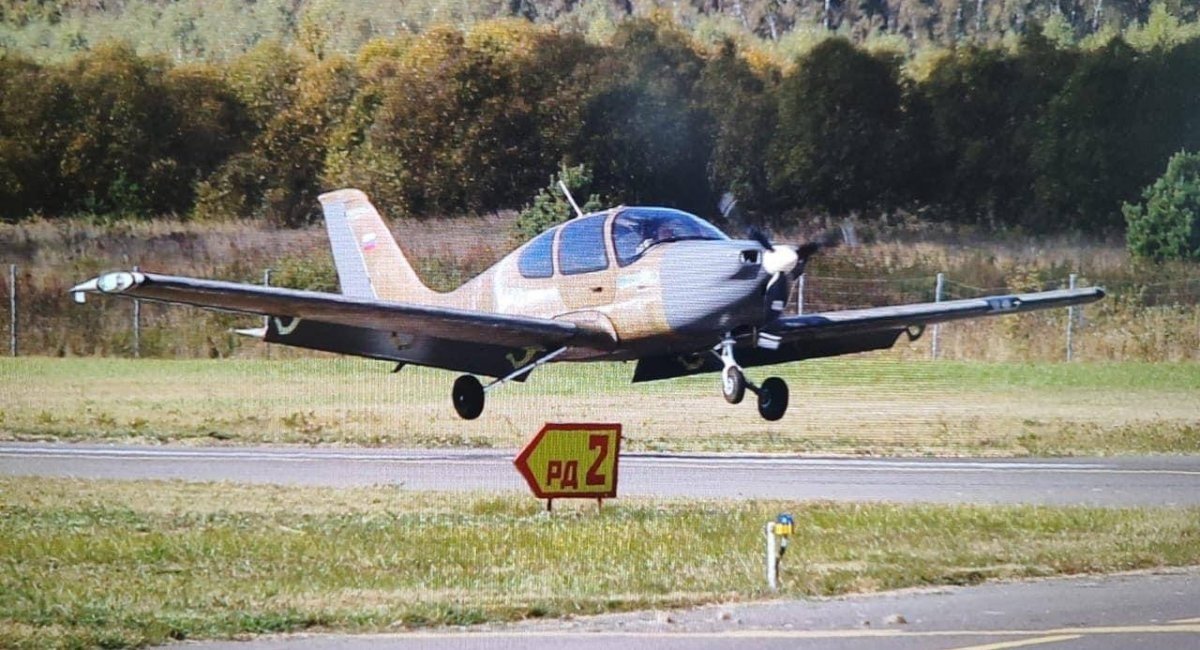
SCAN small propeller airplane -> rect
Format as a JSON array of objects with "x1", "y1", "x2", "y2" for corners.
[{"x1": 71, "y1": 188, "x2": 1104, "y2": 421}]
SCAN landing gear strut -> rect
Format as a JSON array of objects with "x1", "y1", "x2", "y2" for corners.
[
  {"x1": 448, "y1": 347, "x2": 569, "y2": 420},
  {"x1": 719, "y1": 337, "x2": 747, "y2": 404},
  {"x1": 716, "y1": 335, "x2": 790, "y2": 421}
]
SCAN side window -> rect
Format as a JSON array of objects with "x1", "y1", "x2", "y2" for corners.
[
  {"x1": 612, "y1": 216, "x2": 643, "y2": 267},
  {"x1": 518, "y1": 229, "x2": 555, "y2": 279},
  {"x1": 558, "y1": 215, "x2": 609, "y2": 275}
]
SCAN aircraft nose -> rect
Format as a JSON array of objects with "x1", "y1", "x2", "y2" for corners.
[{"x1": 660, "y1": 240, "x2": 767, "y2": 334}]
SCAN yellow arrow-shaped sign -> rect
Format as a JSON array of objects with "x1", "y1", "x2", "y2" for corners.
[{"x1": 513, "y1": 423, "x2": 622, "y2": 499}]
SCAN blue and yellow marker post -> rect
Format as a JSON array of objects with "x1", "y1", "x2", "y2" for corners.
[{"x1": 765, "y1": 513, "x2": 794, "y2": 590}]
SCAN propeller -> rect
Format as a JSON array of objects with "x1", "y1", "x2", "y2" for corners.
[
  {"x1": 717, "y1": 192, "x2": 857, "y2": 315},
  {"x1": 719, "y1": 192, "x2": 849, "y2": 281},
  {"x1": 748, "y1": 225, "x2": 840, "y2": 281}
]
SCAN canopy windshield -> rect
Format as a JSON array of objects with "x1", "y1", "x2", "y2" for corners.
[{"x1": 612, "y1": 208, "x2": 728, "y2": 266}]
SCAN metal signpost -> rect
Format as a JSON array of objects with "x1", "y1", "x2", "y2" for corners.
[
  {"x1": 764, "y1": 513, "x2": 794, "y2": 591},
  {"x1": 514, "y1": 423, "x2": 622, "y2": 511}
]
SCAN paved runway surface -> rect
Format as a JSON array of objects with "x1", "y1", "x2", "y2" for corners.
[
  {"x1": 183, "y1": 569, "x2": 1200, "y2": 650},
  {"x1": 3, "y1": 443, "x2": 1200, "y2": 506}
]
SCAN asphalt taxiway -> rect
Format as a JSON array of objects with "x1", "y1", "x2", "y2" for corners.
[
  {"x1": 183, "y1": 569, "x2": 1200, "y2": 650},
  {"x1": 2, "y1": 442, "x2": 1200, "y2": 506}
]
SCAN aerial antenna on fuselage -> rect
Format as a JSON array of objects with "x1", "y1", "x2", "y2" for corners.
[{"x1": 558, "y1": 180, "x2": 584, "y2": 219}]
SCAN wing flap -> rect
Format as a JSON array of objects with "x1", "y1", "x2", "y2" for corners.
[
  {"x1": 71, "y1": 270, "x2": 592, "y2": 350},
  {"x1": 766, "y1": 287, "x2": 1105, "y2": 341},
  {"x1": 259, "y1": 318, "x2": 548, "y2": 379}
]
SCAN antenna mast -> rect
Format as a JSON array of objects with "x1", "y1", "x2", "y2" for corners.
[{"x1": 558, "y1": 180, "x2": 584, "y2": 219}]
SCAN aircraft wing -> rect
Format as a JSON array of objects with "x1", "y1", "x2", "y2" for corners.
[
  {"x1": 632, "y1": 287, "x2": 1104, "y2": 382},
  {"x1": 69, "y1": 270, "x2": 598, "y2": 350},
  {"x1": 762, "y1": 287, "x2": 1105, "y2": 342}
]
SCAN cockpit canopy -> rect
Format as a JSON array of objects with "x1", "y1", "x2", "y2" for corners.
[
  {"x1": 611, "y1": 207, "x2": 728, "y2": 266},
  {"x1": 516, "y1": 206, "x2": 730, "y2": 279}
]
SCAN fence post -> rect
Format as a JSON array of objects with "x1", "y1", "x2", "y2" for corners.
[
  {"x1": 132, "y1": 265, "x2": 140, "y2": 358},
  {"x1": 796, "y1": 274, "x2": 805, "y2": 315},
  {"x1": 8, "y1": 263, "x2": 15, "y2": 357},
  {"x1": 263, "y1": 269, "x2": 272, "y2": 360},
  {"x1": 1066, "y1": 273, "x2": 1077, "y2": 362},
  {"x1": 931, "y1": 272, "x2": 945, "y2": 360}
]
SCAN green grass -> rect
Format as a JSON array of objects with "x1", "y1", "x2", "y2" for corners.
[
  {"x1": 1, "y1": 477, "x2": 1199, "y2": 649},
  {"x1": 1, "y1": 357, "x2": 1198, "y2": 455}
]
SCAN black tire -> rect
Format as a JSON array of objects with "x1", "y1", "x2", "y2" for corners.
[
  {"x1": 722, "y1": 365, "x2": 746, "y2": 404},
  {"x1": 757, "y1": 376, "x2": 789, "y2": 421},
  {"x1": 452, "y1": 375, "x2": 485, "y2": 420}
]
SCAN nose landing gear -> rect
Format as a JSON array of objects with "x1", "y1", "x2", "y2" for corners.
[
  {"x1": 716, "y1": 335, "x2": 789, "y2": 421},
  {"x1": 755, "y1": 376, "x2": 789, "y2": 421},
  {"x1": 722, "y1": 365, "x2": 746, "y2": 404}
]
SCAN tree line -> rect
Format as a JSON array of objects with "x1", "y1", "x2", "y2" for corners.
[
  {"x1": 3, "y1": 0, "x2": 1198, "y2": 59},
  {"x1": 1, "y1": 15, "x2": 1198, "y2": 233}
]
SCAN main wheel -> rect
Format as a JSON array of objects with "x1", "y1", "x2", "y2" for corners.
[
  {"x1": 757, "y1": 376, "x2": 789, "y2": 421},
  {"x1": 722, "y1": 365, "x2": 746, "y2": 404},
  {"x1": 452, "y1": 375, "x2": 485, "y2": 420}
]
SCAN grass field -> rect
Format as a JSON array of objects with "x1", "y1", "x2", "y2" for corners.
[
  {"x1": 1, "y1": 357, "x2": 1198, "y2": 455},
  {"x1": 2, "y1": 477, "x2": 1199, "y2": 649}
]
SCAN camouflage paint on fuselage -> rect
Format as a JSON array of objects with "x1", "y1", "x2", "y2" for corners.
[{"x1": 320, "y1": 189, "x2": 772, "y2": 362}]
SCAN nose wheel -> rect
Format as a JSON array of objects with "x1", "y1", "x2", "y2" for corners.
[
  {"x1": 722, "y1": 365, "x2": 746, "y2": 404},
  {"x1": 716, "y1": 335, "x2": 789, "y2": 420}
]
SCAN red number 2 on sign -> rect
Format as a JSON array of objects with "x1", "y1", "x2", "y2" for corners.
[{"x1": 586, "y1": 434, "x2": 609, "y2": 486}]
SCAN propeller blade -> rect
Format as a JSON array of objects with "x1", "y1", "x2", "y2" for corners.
[
  {"x1": 718, "y1": 192, "x2": 740, "y2": 221},
  {"x1": 746, "y1": 225, "x2": 774, "y2": 252}
]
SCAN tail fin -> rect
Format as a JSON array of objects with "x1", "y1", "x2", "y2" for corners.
[{"x1": 318, "y1": 189, "x2": 438, "y2": 302}]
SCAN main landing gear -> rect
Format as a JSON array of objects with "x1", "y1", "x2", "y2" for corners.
[
  {"x1": 717, "y1": 336, "x2": 790, "y2": 421},
  {"x1": 450, "y1": 347, "x2": 569, "y2": 420}
]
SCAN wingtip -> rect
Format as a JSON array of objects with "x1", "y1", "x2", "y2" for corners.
[
  {"x1": 68, "y1": 277, "x2": 99, "y2": 294},
  {"x1": 233, "y1": 326, "x2": 268, "y2": 339}
]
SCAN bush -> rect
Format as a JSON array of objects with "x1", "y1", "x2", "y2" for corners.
[
  {"x1": 1124, "y1": 150, "x2": 1200, "y2": 261},
  {"x1": 513, "y1": 163, "x2": 605, "y2": 242}
]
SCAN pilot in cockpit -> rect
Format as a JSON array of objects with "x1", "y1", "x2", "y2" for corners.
[{"x1": 636, "y1": 221, "x2": 678, "y2": 255}]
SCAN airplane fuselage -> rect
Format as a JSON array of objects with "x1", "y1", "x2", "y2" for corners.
[{"x1": 429, "y1": 210, "x2": 775, "y2": 360}]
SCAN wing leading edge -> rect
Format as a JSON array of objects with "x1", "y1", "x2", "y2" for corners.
[
  {"x1": 69, "y1": 270, "x2": 604, "y2": 351},
  {"x1": 632, "y1": 287, "x2": 1104, "y2": 383},
  {"x1": 764, "y1": 287, "x2": 1105, "y2": 341}
]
